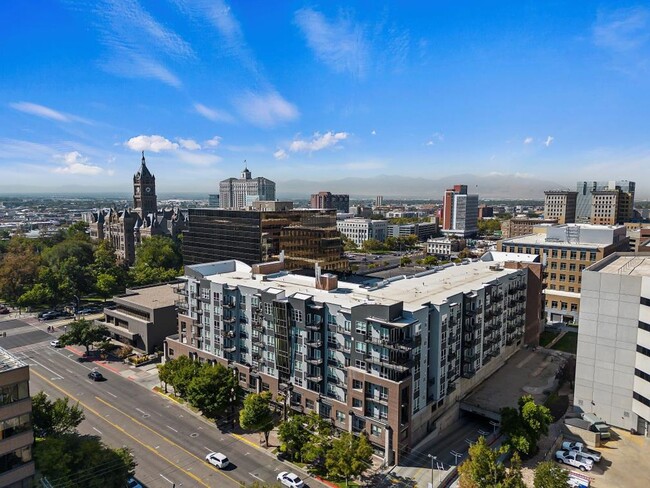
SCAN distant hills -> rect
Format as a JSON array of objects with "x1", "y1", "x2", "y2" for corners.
[{"x1": 0, "y1": 173, "x2": 570, "y2": 200}]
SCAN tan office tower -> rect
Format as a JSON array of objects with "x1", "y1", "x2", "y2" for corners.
[{"x1": 543, "y1": 190, "x2": 577, "y2": 224}]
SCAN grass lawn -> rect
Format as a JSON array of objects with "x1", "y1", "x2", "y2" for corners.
[
  {"x1": 539, "y1": 330, "x2": 559, "y2": 347},
  {"x1": 550, "y1": 331, "x2": 578, "y2": 354}
]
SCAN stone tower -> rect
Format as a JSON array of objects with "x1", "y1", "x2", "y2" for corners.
[{"x1": 133, "y1": 151, "x2": 157, "y2": 218}]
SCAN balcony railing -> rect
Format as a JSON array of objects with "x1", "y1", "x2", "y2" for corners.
[{"x1": 306, "y1": 357, "x2": 323, "y2": 365}]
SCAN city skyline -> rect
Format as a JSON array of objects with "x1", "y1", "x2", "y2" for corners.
[{"x1": 2, "y1": 2, "x2": 650, "y2": 195}]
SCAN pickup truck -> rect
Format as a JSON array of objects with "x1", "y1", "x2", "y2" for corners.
[
  {"x1": 561, "y1": 441, "x2": 602, "y2": 462},
  {"x1": 555, "y1": 450, "x2": 594, "y2": 471}
]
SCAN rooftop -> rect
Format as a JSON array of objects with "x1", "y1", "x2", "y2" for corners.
[
  {"x1": 195, "y1": 259, "x2": 522, "y2": 311},
  {"x1": 116, "y1": 283, "x2": 178, "y2": 308},
  {"x1": 593, "y1": 253, "x2": 650, "y2": 277},
  {"x1": 0, "y1": 347, "x2": 27, "y2": 372}
]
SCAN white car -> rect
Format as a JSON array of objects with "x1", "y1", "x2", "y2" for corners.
[
  {"x1": 205, "y1": 451, "x2": 229, "y2": 469},
  {"x1": 50, "y1": 340, "x2": 61, "y2": 348},
  {"x1": 555, "y1": 450, "x2": 593, "y2": 471},
  {"x1": 277, "y1": 471, "x2": 305, "y2": 488},
  {"x1": 561, "y1": 441, "x2": 602, "y2": 462}
]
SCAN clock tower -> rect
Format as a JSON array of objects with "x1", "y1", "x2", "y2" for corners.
[{"x1": 133, "y1": 151, "x2": 157, "y2": 218}]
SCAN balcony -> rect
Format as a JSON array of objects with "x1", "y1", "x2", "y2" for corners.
[
  {"x1": 307, "y1": 374, "x2": 323, "y2": 382},
  {"x1": 252, "y1": 321, "x2": 263, "y2": 330},
  {"x1": 222, "y1": 302, "x2": 235, "y2": 309},
  {"x1": 306, "y1": 357, "x2": 324, "y2": 365},
  {"x1": 327, "y1": 341, "x2": 338, "y2": 350},
  {"x1": 223, "y1": 316, "x2": 237, "y2": 323},
  {"x1": 306, "y1": 324, "x2": 321, "y2": 331},
  {"x1": 306, "y1": 339, "x2": 323, "y2": 348},
  {"x1": 253, "y1": 338, "x2": 265, "y2": 348},
  {"x1": 222, "y1": 330, "x2": 235, "y2": 338},
  {"x1": 173, "y1": 284, "x2": 188, "y2": 296}
]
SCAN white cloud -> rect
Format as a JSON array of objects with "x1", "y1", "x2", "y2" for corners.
[
  {"x1": 53, "y1": 151, "x2": 106, "y2": 175},
  {"x1": 126, "y1": 135, "x2": 179, "y2": 152},
  {"x1": 289, "y1": 131, "x2": 348, "y2": 153},
  {"x1": 194, "y1": 103, "x2": 235, "y2": 123},
  {"x1": 177, "y1": 151, "x2": 222, "y2": 166},
  {"x1": 593, "y1": 7, "x2": 650, "y2": 51},
  {"x1": 371, "y1": 130, "x2": 376, "y2": 135},
  {"x1": 235, "y1": 91, "x2": 299, "y2": 127},
  {"x1": 274, "y1": 149, "x2": 288, "y2": 160},
  {"x1": 10, "y1": 102, "x2": 91, "y2": 124},
  {"x1": 524, "y1": 137, "x2": 534, "y2": 144},
  {"x1": 544, "y1": 136, "x2": 554, "y2": 147},
  {"x1": 294, "y1": 8, "x2": 369, "y2": 79},
  {"x1": 204, "y1": 136, "x2": 222, "y2": 147},
  {"x1": 178, "y1": 138, "x2": 201, "y2": 150},
  {"x1": 425, "y1": 132, "x2": 444, "y2": 146}
]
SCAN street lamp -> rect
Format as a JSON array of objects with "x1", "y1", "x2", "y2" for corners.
[
  {"x1": 427, "y1": 454, "x2": 436, "y2": 488},
  {"x1": 282, "y1": 383, "x2": 293, "y2": 421}
]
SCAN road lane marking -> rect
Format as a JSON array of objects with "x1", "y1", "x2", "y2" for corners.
[
  {"x1": 249, "y1": 473, "x2": 264, "y2": 481},
  {"x1": 203, "y1": 446, "x2": 212, "y2": 452},
  {"x1": 65, "y1": 369, "x2": 74, "y2": 374},
  {"x1": 93, "y1": 427, "x2": 103, "y2": 435},
  {"x1": 31, "y1": 369, "x2": 212, "y2": 488},
  {"x1": 167, "y1": 425, "x2": 179, "y2": 433},
  {"x1": 26, "y1": 357, "x2": 64, "y2": 380},
  {"x1": 160, "y1": 474, "x2": 176, "y2": 485},
  {"x1": 106, "y1": 391, "x2": 118, "y2": 398},
  {"x1": 93, "y1": 396, "x2": 241, "y2": 486},
  {"x1": 136, "y1": 408, "x2": 148, "y2": 415}
]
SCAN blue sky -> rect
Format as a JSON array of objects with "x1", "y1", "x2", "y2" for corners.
[{"x1": 2, "y1": 1, "x2": 650, "y2": 195}]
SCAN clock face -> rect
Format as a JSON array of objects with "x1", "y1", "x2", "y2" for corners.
[{"x1": 145, "y1": 187, "x2": 151, "y2": 193}]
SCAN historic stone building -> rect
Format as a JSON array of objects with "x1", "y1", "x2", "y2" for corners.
[{"x1": 85, "y1": 153, "x2": 187, "y2": 264}]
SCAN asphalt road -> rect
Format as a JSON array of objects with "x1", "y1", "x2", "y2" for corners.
[{"x1": 2, "y1": 316, "x2": 326, "y2": 488}]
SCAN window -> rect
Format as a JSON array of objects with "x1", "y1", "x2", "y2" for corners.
[
  {"x1": 344, "y1": 320, "x2": 352, "y2": 332},
  {"x1": 551, "y1": 301, "x2": 558, "y2": 309},
  {"x1": 561, "y1": 302, "x2": 567, "y2": 310},
  {"x1": 641, "y1": 296, "x2": 650, "y2": 307},
  {"x1": 570, "y1": 251, "x2": 577, "y2": 259},
  {"x1": 551, "y1": 250, "x2": 558, "y2": 258},
  {"x1": 353, "y1": 379, "x2": 363, "y2": 390},
  {"x1": 589, "y1": 252, "x2": 597, "y2": 261},
  {"x1": 0, "y1": 445, "x2": 32, "y2": 474},
  {"x1": 353, "y1": 398, "x2": 362, "y2": 408},
  {"x1": 336, "y1": 411, "x2": 346, "y2": 423},
  {"x1": 550, "y1": 273, "x2": 557, "y2": 280},
  {"x1": 635, "y1": 368, "x2": 650, "y2": 382},
  {"x1": 561, "y1": 250, "x2": 567, "y2": 259},
  {"x1": 371, "y1": 424, "x2": 382, "y2": 436},
  {"x1": 0, "y1": 381, "x2": 29, "y2": 406},
  {"x1": 559, "y1": 274, "x2": 566, "y2": 281},
  {"x1": 580, "y1": 251, "x2": 587, "y2": 260},
  {"x1": 639, "y1": 321, "x2": 650, "y2": 333},
  {"x1": 355, "y1": 342, "x2": 367, "y2": 353},
  {"x1": 637, "y1": 344, "x2": 650, "y2": 357},
  {"x1": 355, "y1": 360, "x2": 366, "y2": 369},
  {"x1": 569, "y1": 264, "x2": 576, "y2": 271},
  {"x1": 633, "y1": 391, "x2": 650, "y2": 408},
  {"x1": 355, "y1": 321, "x2": 367, "y2": 334},
  {"x1": 0, "y1": 413, "x2": 31, "y2": 441},
  {"x1": 550, "y1": 262, "x2": 557, "y2": 269},
  {"x1": 560, "y1": 263, "x2": 566, "y2": 270},
  {"x1": 264, "y1": 303, "x2": 272, "y2": 315},
  {"x1": 290, "y1": 309, "x2": 303, "y2": 322},
  {"x1": 306, "y1": 399, "x2": 315, "y2": 410}
]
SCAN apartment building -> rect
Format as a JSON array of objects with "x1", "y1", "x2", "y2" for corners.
[
  {"x1": 219, "y1": 167, "x2": 276, "y2": 209},
  {"x1": 576, "y1": 180, "x2": 635, "y2": 224},
  {"x1": 0, "y1": 348, "x2": 34, "y2": 488},
  {"x1": 310, "y1": 192, "x2": 350, "y2": 213},
  {"x1": 500, "y1": 218, "x2": 558, "y2": 239},
  {"x1": 442, "y1": 185, "x2": 479, "y2": 237},
  {"x1": 183, "y1": 208, "x2": 348, "y2": 272},
  {"x1": 498, "y1": 224, "x2": 628, "y2": 323},
  {"x1": 337, "y1": 218, "x2": 388, "y2": 247},
  {"x1": 544, "y1": 190, "x2": 577, "y2": 224},
  {"x1": 573, "y1": 253, "x2": 650, "y2": 435},
  {"x1": 386, "y1": 222, "x2": 438, "y2": 241},
  {"x1": 166, "y1": 259, "x2": 529, "y2": 463}
]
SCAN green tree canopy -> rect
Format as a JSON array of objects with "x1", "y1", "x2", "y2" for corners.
[
  {"x1": 59, "y1": 319, "x2": 109, "y2": 353},
  {"x1": 35, "y1": 434, "x2": 135, "y2": 488},
  {"x1": 458, "y1": 437, "x2": 524, "y2": 488},
  {"x1": 534, "y1": 460, "x2": 570, "y2": 488},
  {"x1": 301, "y1": 411, "x2": 334, "y2": 474},
  {"x1": 32, "y1": 391, "x2": 85, "y2": 438},
  {"x1": 186, "y1": 362, "x2": 240, "y2": 419},
  {"x1": 0, "y1": 237, "x2": 41, "y2": 305},
  {"x1": 500, "y1": 395, "x2": 553, "y2": 457},
  {"x1": 129, "y1": 235, "x2": 183, "y2": 286},
  {"x1": 278, "y1": 415, "x2": 311, "y2": 462},
  {"x1": 239, "y1": 391, "x2": 275, "y2": 446},
  {"x1": 325, "y1": 432, "x2": 374, "y2": 486},
  {"x1": 17, "y1": 283, "x2": 55, "y2": 309}
]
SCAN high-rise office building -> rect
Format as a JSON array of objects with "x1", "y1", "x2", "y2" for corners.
[
  {"x1": 310, "y1": 192, "x2": 350, "y2": 213},
  {"x1": 219, "y1": 166, "x2": 276, "y2": 209},
  {"x1": 543, "y1": 190, "x2": 577, "y2": 224},
  {"x1": 442, "y1": 185, "x2": 479, "y2": 237},
  {"x1": 498, "y1": 223, "x2": 629, "y2": 323},
  {"x1": 336, "y1": 218, "x2": 388, "y2": 247},
  {"x1": 575, "y1": 180, "x2": 636, "y2": 225},
  {"x1": 375, "y1": 196, "x2": 384, "y2": 207},
  {"x1": 182, "y1": 208, "x2": 348, "y2": 272},
  {"x1": 208, "y1": 194, "x2": 220, "y2": 207},
  {"x1": 573, "y1": 252, "x2": 650, "y2": 435},
  {"x1": 166, "y1": 258, "x2": 529, "y2": 463},
  {"x1": 0, "y1": 348, "x2": 34, "y2": 487}
]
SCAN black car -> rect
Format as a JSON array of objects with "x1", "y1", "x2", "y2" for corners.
[
  {"x1": 88, "y1": 371, "x2": 104, "y2": 381},
  {"x1": 41, "y1": 311, "x2": 63, "y2": 320}
]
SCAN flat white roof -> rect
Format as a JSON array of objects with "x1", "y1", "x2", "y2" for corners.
[
  {"x1": 202, "y1": 260, "x2": 521, "y2": 311},
  {"x1": 481, "y1": 251, "x2": 539, "y2": 263},
  {"x1": 501, "y1": 233, "x2": 605, "y2": 249},
  {"x1": 596, "y1": 255, "x2": 650, "y2": 277}
]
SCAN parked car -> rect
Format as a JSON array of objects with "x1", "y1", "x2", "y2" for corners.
[
  {"x1": 88, "y1": 371, "x2": 104, "y2": 381},
  {"x1": 561, "y1": 441, "x2": 602, "y2": 462},
  {"x1": 0, "y1": 305, "x2": 10, "y2": 315},
  {"x1": 205, "y1": 451, "x2": 229, "y2": 469},
  {"x1": 277, "y1": 471, "x2": 305, "y2": 488},
  {"x1": 555, "y1": 450, "x2": 593, "y2": 471},
  {"x1": 49, "y1": 340, "x2": 61, "y2": 348},
  {"x1": 41, "y1": 311, "x2": 63, "y2": 320},
  {"x1": 126, "y1": 478, "x2": 143, "y2": 488}
]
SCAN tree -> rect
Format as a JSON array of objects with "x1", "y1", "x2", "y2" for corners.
[
  {"x1": 96, "y1": 272, "x2": 119, "y2": 301},
  {"x1": 361, "y1": 238, "x2": 386, "y2": 253},
  {"x1": 534, "y1": 460, "x2": 570, "y2": 488},
  {"x1": 59, "y1": 319, "x2": 109, "y2": 353},
  {"x1": 0, "y1": 238, "x2": 41, "y2": 305},
  {"x1": 458, "y1": 437, "x2": 510, "y2": 488},
  {"x1": 325, "y1": 432, "x2": 373, "y2": 487},
  {"x1": 278, "y1": 415, "x2": 311, "y2": 462},
  {"x1": 400, "y1": 256, "x2": 412, "y2": 267},
  {"x1": 422, "y1": 255, "x2": 439, "y2": 266},
  {"x1": 239, "y1": 391, "x2": 275, "y2": 446},
  {"x1": 301, "y1": 411, "x2": 334, "y2": 473},
  {"x1": 17, "y1": 283, "x2": 55, "y2": 309},
  {"x1": 129, "y1": 235, "x2": 183, "y2": 286},
  {"x1": 186, "y1": 362, "x2": 240, "y2": 419},
  {"x1": 34, "y1": 434, "x2": 135, "y2": 488},
  {"x1": 340, "y1": 234, "x2": 358, "y2": 252},
  {"x1": 32, "y1": 391, "x2": 85, "y2": 437},
  {"x1": 500, "y1": 395, "x2": 553, "y2": 457},
  {"x1": 170, "y1": 355, "x2": 201, "y2": 398}
]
